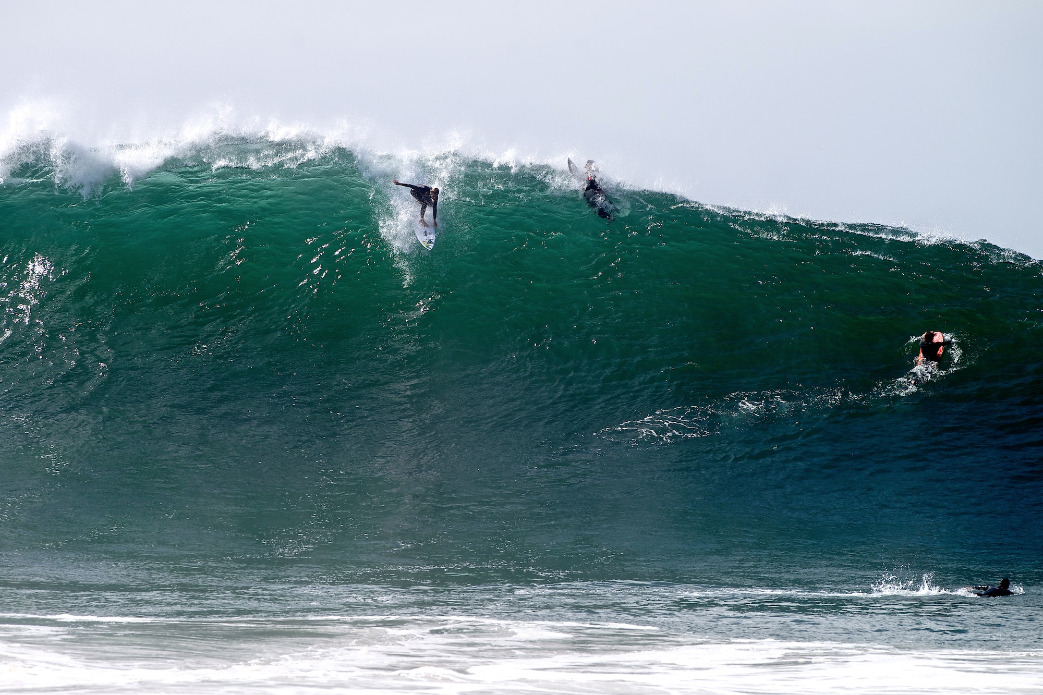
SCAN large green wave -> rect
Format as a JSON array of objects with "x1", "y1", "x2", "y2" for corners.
[{"x1": 1, "y1": 139, "x2": 1041, "y2": 586}]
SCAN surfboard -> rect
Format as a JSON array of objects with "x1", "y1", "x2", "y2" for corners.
[
  {"x1": 567, "y1": 158, "x2": 585, "y2": 184},
  {"x1": 415, "y1": 222, "x2": 437, "y2": 250}
]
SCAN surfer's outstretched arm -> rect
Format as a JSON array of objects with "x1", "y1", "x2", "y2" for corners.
[{"x1": 393, "y1": 180, "x2": 419, "y2": 190}]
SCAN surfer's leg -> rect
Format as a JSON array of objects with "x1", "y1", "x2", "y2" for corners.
[{"x1": 419, "y1": 203, "x2": 428, "y2": 226}]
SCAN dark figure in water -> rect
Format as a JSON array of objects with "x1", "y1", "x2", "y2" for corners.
[
  {"x1": 915, "y1": 331, "x2": 951, "y2": 365},
  {"x1": 973, "y1": 578, "x2": 1014, "y2": 597},
  {"x1": 393, "y1": 180, "x2": 439, "y2": 227},
  {"x1": 582, "y1": 163, "x2": 612, "y2": 220}
]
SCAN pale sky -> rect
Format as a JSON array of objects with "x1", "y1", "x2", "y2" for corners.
[{"x1": 3, "y1": 1, "x2": 1042, "y2": 257}]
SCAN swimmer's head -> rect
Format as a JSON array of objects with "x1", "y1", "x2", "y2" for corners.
[
  {"x1": 919, "y1": 331, "x2": 946, "y2": 362},
  {"x1": 1000, "y1": 578, "x2": 1010, "y2": 590}
]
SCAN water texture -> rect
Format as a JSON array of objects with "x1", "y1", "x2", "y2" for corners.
[{"x1": 1, "y1": 135, "x2": 1041, "y2": 693}]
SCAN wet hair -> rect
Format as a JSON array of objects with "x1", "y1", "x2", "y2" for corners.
[
  {"x1": 1000, "y1": 578, "x2": 1010, "y2": 589},
  {"x1": 431, "y1": 188, "x2": 439, "y2": 196},
  {"x1": 917, "y1": 333, "x2": 945, "y2": 363},
  {"x1": 920, "y1": 332, "x2": 946, "y2": 351}
]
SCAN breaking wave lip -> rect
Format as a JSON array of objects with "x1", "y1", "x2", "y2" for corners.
[
  {"x1": 0, "y1": 102, "x2": 626, "y2": 264},
  {"x1": 696, "y1": 200, "x2": 1040, "y2": 266},
  {"x1": 0, "y1": 101, "x2": 598, "y2": 198},
  {"x1": 4, "y1": 102, "x2": 1031, "y2": 266}
]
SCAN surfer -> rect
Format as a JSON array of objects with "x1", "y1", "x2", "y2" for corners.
[
  {"x1": 972, "y1": 578, "x2": 1014, "y2": 597},
  {"x1": 915, "y1": 331, "x2": 951, "y2": 365},
  {"x1": 583, "y1": 161, "x2": 603, "y2": 193},
  {"x1": 584, "y1": 174, "x2": 605, "y2": 197},
  {"x1": 393, "y1": 180, "x2": 439, "y2": 227},
  {"x1": 580, "y1": 161, "x2": 612, "y2": 220}
]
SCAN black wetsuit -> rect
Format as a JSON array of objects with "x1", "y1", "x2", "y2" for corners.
[
  {"x1": 397, "y1": 183, "x2": 438, "y2": 223},
  {"x1": 583, "y1": 178, "x2": 612, "y2": 219},
  {"x1": 975, "y1": 585, "x2": 1013, "y2": 597}
]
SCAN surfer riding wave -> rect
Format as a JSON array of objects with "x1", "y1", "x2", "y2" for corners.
[
  {"x1": 568, "y1": 159, "x2": 616, "y2": 220},
  {"x1": 393, "y1": 180, "x2": 439, "y2": 227}
]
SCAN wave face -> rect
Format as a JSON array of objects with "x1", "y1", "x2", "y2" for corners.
[
  {"x1": 2, "y1": 135, "x2": 1042, "y2": 581},
  {"x1": 1, "y1": 136, "x2": 1043, "y2": 690},
  {"x1": 0, "y1": 135, "x2": 1038, "y2": 580},
  {"x1": 2, "y1": 133, "x2": 1043, "y2": 688}
]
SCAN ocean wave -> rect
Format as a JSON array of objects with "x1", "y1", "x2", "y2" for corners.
[
  {"x1": 0, "y1": 101, "x2": 580, "y2": 195},
  {"x1": 0, "y1": 612, "x2": 1038, "y2": 694}
]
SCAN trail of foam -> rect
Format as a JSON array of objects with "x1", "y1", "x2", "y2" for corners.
[
  {"x1": 0, "y1": 572, "x2": 1022, "y2": 630},
  {"x1": 1, "y1": 253, "x2": 56, "y2": 328},
  {"x1": 599, "y1": 386, "x2": 847, "y2": 445},
  {"x1": 603, "y1": 333, "x2": 968, "y2": 445},
  {"x1": 0, "y1": 615, "x2": 1038, "y2": 694}
]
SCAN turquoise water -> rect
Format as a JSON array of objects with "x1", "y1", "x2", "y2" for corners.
[{"x1": 1, "y1": 136, "x2": 1041, "y2": 692}]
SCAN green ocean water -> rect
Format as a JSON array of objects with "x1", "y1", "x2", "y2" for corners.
[{"x1": 0, "y1": 138, "x2": 1042, "y2": 692}]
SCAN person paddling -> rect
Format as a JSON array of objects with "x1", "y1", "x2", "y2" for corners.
[
  {"x1": 581, "y1": 161, "x2": 612, "y2": 220},
  {"x1": 915, "y1": 331, "x2": 951, "y2": 365},
  {"x1": 972, "y1": 578, "x2": 1014, "y2": 597},
  {"x1": 583, "y1": 161, "x2": 604, "y2": 196},
  {"x1": 393, "y1": 180, "x2": 439, "y2": 227}
]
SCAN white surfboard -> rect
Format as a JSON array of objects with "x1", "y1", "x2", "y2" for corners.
[
  {"x1": 415, "y1": 222, "x2": 437, "y2": 250},
  {"x1": 567, "y1": 158, "x2": 586, "y2": 184}
]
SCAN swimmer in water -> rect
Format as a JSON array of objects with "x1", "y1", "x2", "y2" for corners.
[
  {"x1": 972, "y1": 578, "x2": 1014, "y2": 597},
  {"x1": 915, "y1": 331, "x2": 952, "y2": 365},
  {"x1": 393, "y1": 180, "x2": 439, "y2": 227}
]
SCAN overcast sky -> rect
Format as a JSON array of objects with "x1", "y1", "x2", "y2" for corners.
[{"x1": 3, "y1": 1, "x2": 1041, "y2": 256}]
